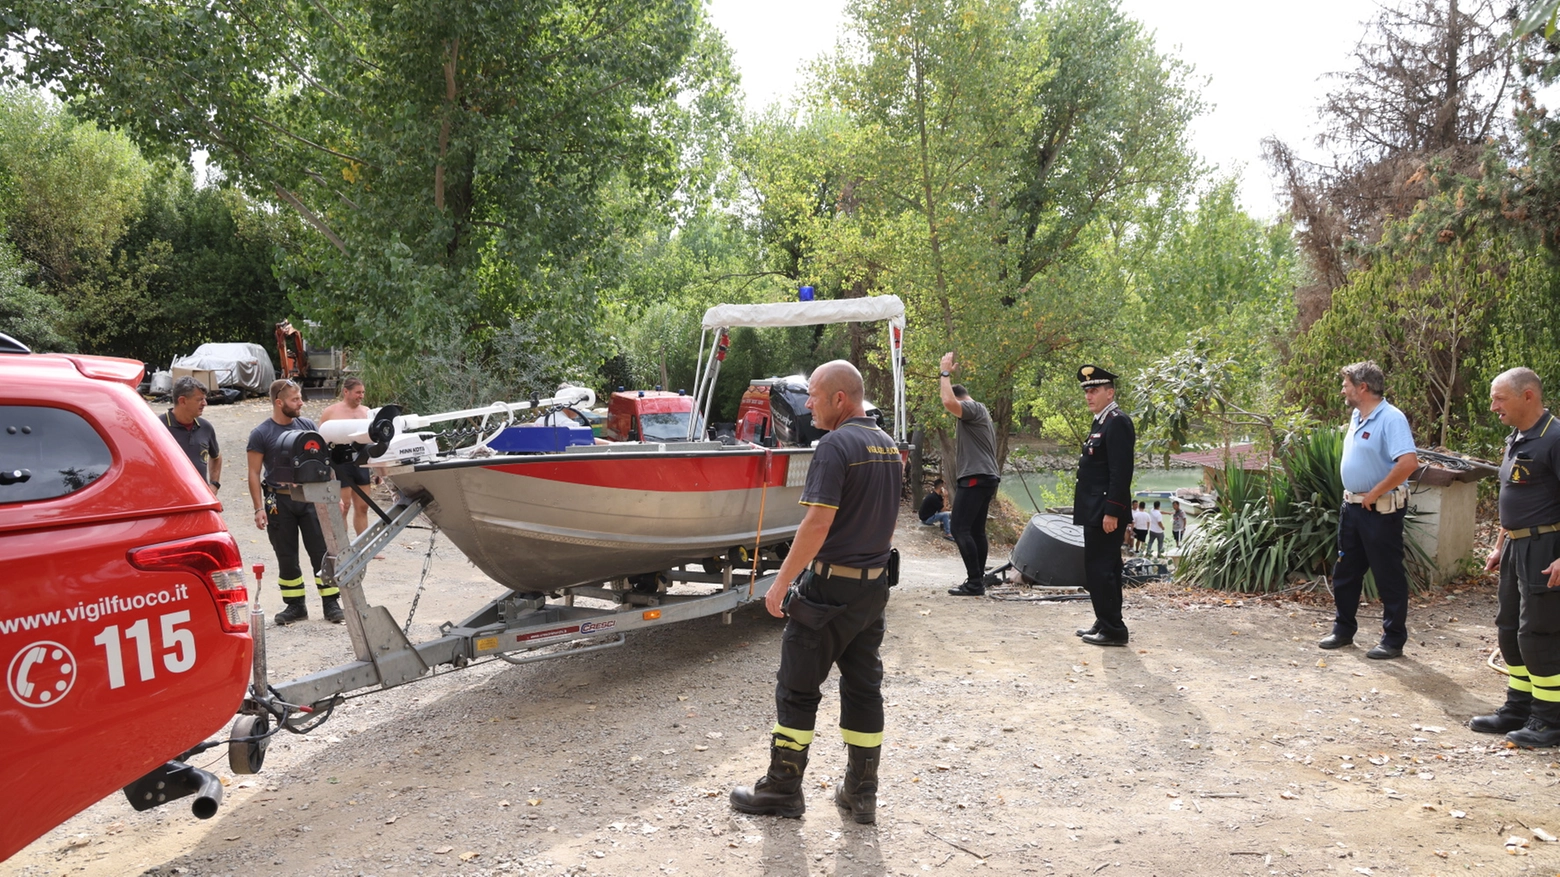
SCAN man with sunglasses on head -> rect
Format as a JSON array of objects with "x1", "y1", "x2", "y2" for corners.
[
  {"x1": 1321, "y1": 360, "x2": 1418, "y2": 660},
  {"x1": 247, "y1": 379, "x2": 340, "y2": 626}
]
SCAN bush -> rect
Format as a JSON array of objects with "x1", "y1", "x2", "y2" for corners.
[{"x1": 1177, "y1": 427, "x2": 1433, "y2": 595}]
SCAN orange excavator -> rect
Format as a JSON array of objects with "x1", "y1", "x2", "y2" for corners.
[{"x1": 274, "y1": 319, "x2": 343, "y2": 400}]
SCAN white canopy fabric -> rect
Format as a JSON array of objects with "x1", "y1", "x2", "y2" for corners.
[{"x1": 701, "y1": 295, "x2": 905, "y2": 330}]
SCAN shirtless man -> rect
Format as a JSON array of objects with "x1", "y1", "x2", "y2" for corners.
[{"x1": 318, "y1": 378, "x2": 377, "y2": 536}]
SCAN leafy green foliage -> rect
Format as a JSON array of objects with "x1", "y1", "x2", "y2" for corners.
[
  {"x1": 1179, "y1": 427, "x2": 1434, "y2": 595},
  {"x1": 1115, "y1": 178, "x2": 1298, "y2": 392},
  {"x1": 0, "y1": 91, "x2": 297, "y2": 362},
  {"x1": 5, "y1": 0, "x2": 708, "y2": 395},
  {"x1": 1135, "y1": 335, "x2": 1320, "y2": 472},
  {"x1": 0, "y1": 89, "x2": 150, "y2": 290},
  {"x1": 0, "y1": 233, "x2": 70, "y2": 351},
  {"x1": 72, "y1": 164, "x2": 294, "y2": 363},
  {"x1": 740, "y1": 0, "x2": 1202, "y2": 472},
  {"x1": 1286, "y1": 231, "x2": 1545, "y2": 449}
]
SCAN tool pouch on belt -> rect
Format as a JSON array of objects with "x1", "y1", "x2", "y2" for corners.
[
  {"x1": 782, "y1": 570, "x2": 851, "y2": 630},
  {"x1": 886, "y1": 548, "x2": 900, "y2": 588},
  {"x1": 1374, "y1": 484, "x2": 1409, "y2": 514}
]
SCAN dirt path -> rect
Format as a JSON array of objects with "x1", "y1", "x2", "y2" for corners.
[{"x1": 6, "y1": 398, "x2": 1560, "y2": 876}]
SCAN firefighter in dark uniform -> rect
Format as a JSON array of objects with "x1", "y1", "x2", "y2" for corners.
[
  {"x1": 1473, "y1": 367, "x2": 1560, "y2": 747},
  {"x1": 246, "y1": 379, "x2": 339, "y2": 626},
  {"x1": 1072, "y1": 365, "x2": 1135, "y2": 646},
  {"x1": 731, "y1": 360, "x2": 901, "y2": 824}
]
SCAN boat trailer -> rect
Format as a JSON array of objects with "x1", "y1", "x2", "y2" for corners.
[{"x1": 227, "y1": 476, "x2": 785, "y2": 775}]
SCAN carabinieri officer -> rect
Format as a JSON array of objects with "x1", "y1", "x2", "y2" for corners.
[
  {"x1": 1073, "y1": 365, "x2": 1135, "y2": 646},
  {"x1": 730, "y1": 359, "x2": 902, "y2": 824}
]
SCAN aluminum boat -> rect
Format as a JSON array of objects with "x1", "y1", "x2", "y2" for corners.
[{"x1": 322, "y1": 297, "x2": 908, "y2": 592}]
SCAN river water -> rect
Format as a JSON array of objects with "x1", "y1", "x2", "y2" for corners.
[{"x1": 999, "y1": 468, "x2": 1206, "y2": 515}]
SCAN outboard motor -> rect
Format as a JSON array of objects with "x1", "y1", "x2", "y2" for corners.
[{"x1": 122, "y1": 760, "x2": 225, "y2": 819}]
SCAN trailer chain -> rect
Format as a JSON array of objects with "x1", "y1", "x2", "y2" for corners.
[{"x1": 402, "y1": 525, "x2": 439, "y2": 635}]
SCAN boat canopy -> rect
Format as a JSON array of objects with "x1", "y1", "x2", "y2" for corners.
[
  {"x1": 692, "y1": 295, "x2": 908, "y2": 444},
  {"x1": 701, "y1": 296, "x2": 906, "y2": 331}
]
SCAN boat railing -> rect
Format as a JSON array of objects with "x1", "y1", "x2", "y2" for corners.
[{"x1": 558, "y1": 440, "x2": 733, "y2": 454}]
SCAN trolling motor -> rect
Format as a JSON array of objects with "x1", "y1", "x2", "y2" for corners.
[{"x1": 316, "y1": 389, "x2": 596, "y2": 466}]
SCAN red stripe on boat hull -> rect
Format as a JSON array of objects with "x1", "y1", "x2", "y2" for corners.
[{"x1": 487, "y1": 453, "x2": 793, "y2": 492}]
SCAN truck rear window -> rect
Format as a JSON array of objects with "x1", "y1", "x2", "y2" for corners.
[{"x1": 0, "y1": 405, "x2": 111, "y2": 503}]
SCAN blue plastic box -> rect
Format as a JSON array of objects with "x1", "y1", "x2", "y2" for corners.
[{"x1": 487, "y1": 425, "x2": 595, "y2": 453}]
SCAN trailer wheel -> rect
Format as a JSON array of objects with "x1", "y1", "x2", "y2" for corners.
[{"x1": 229, "y1": 713, "x2": 270, "y2": 775}]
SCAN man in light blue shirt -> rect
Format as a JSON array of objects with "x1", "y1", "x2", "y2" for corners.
[{"x1": 1321, "y1": 361, "x2": 1420, "y2": 659}]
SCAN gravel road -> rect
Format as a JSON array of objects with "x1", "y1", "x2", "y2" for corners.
[{"x1": 6, "y1": 396, "x2": 1559, "y2": 877}]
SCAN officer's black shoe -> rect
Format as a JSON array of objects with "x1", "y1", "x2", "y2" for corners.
[
  {"x1": 1317, "y1": 633, "x2": 1353, "y2": 650},
  {"x1": 834, "y1": 744, "x2": 880, "y2": 825},
  {"x1": 1470, "y1": 710, "x2": 1530, "y2": 734},
  {"x1": 274, "y1": 602, "x2": 308, "y2": 626},
  {"x1": 322, "y1": 596, "x2": 345, "y2": 624},
  {"x1": 1365, "y1": 643, "x2": 1403, "y2": 660},
  {"x1": 1074, "y1": 625, "x2": 1099, "y2": 638},
  {"x1": 731, "y1": 742, "x2": 809, "y2": 818},
  {"x1": 947, "y1": 581, "x2": 985, "y2": 597},
  {"x1": 1081, "y1": 631, "x2": 1128, "y2": 647},
  {"x1": 1506, "y1": 717, "x2": 1560, "y2": 749}
]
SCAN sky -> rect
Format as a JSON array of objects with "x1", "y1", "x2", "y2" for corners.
[{"x1": 704, "y1": 0, "x2": 1375, "y2": 220}]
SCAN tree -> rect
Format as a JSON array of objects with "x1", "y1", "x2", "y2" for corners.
[
  {"x1": 1135, "y1": 336, "x2": 1318, "y2": 480},
  {"x1": 67, "y1": 163, "x2": 297, "y2": 363},
  {"x1": 779, "y1": 0, "x2": 1200, "y2": 474},
  {"x1": 5, "y1": 0, "x2": 707, "y2": 392},
  {"x1": 0, "y1": 232, "x2": 70, "y2": 351},
  {"x1": 1285, "y1": 230, "x2": 1543, "y2": 447},
  {"x1": 0, "y1": 89, "x2": 150, "y2": 291},
  {"x1": 1264, "y1": 0, "x2": 1520, "y2": 326},
  {"x1": 1115, "y1": 177, "x2": 1298, "y2": 413}
]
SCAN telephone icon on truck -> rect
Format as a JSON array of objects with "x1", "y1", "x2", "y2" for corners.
[{"x1": 7, "y1": 641, "x2": 75, "y2": 708}]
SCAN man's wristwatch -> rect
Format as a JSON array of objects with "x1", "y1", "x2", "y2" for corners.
[
  {"x1": 209, "y1": 481, "x2": 220, "y2": 489},
  {"x1": 939, "y1": 371, "x2": 951, "y2": 377}
]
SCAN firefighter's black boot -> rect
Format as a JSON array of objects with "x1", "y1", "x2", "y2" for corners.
[
  {"x1": 834, "y1": 744, "x2": 880, "y2": 824},
  {"x1": 730, "y1": 740, "x2": 808, "y2": 818},
  {"x1": 274, "y1": 600, "x2": 308, "y2": 626},
  {"x1": 1470, "y1": 688, "x2": 1531, "y2": 734},
  {"x1": 321, "y1": 595, "x2": 345, "y2": 624}
]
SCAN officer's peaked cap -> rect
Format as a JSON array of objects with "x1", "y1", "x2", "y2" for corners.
[{"x1": 1077, "y1": 364, "x2": 1117, "y2": 388}]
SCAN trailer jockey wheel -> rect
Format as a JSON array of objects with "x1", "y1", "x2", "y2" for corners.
[{"x1": 229, "y1": 713, "x2": 270, "y2": 775}]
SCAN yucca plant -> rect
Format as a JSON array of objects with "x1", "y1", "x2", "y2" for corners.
[{"x1": 1178, "y1": 428, "x2": 1434, "y2": 595}]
